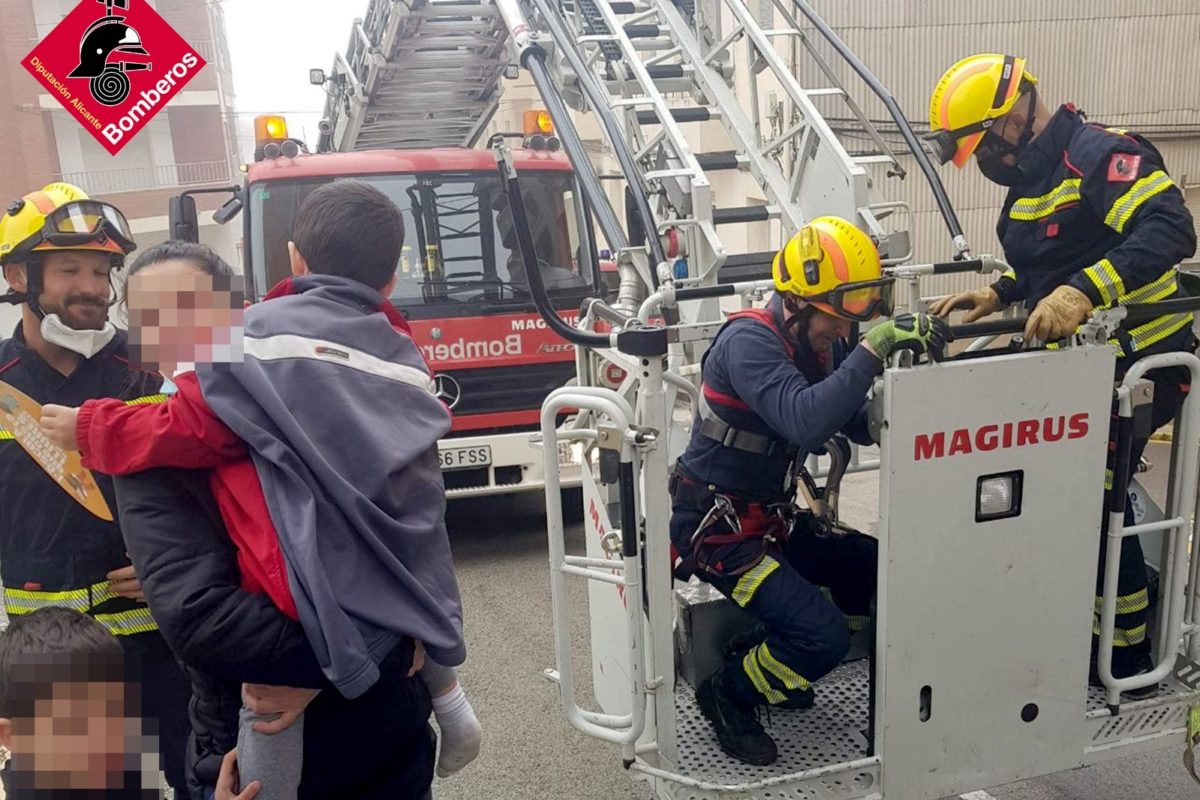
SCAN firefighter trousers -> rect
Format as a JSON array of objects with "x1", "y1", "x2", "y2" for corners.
[
  {"x1": 672, "y1": 503, "x2": 877, "y2": 707},
  {"x1": 1098, "y1": 366, "x2": 1188, "y2": 668}
]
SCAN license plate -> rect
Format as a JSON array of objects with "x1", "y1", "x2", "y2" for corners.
[{"x1": 439, "y1": 445, "x2": 492, "y2": 471}]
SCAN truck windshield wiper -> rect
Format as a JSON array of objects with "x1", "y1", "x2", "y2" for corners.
[{"x1": 440, "y1": 277, "x2": 532, "y2": 298}]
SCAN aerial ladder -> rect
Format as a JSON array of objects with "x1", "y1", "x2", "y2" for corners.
[
  {"x1": 320, "y1": 0, "x2": 511, "y2": 151},
  {"x1": 324, "y1": 1, "x2": 1200, "y2": 797}
]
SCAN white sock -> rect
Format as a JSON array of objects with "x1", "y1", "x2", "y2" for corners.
[{"x1": 432, "y1": 685, "x2": 483, "y2": 778}]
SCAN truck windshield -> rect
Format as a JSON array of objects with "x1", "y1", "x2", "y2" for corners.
[{"x1": 247, "y1": 171, "x2": 594, "y2": 311}]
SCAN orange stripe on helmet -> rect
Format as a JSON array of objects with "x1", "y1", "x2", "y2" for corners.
[
  {"x1": 817, "y1": 230, "x2": 848, "y2": 284},
  {"x1": 938, "y1": 61, "x2": 993, "y2": 130},
  {"x1": 26, "y1": 191, "x2": 59, "y2": 216}
]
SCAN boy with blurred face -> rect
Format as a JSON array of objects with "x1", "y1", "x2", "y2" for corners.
[{"x1": 0, "y1": 607, "x2": 162, "y2": 799}]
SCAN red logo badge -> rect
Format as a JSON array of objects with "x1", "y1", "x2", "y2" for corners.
[
  {"x1": 1107, "y1": 153, "x2": 1141, "y2": 183},
  {"x1": 21, "y1": 0, "x2": 206, "y2": 155}
]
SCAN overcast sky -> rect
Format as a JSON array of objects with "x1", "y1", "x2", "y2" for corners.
[{"x1": 223, "y1": 0, "x2": 367, "y2": 159}]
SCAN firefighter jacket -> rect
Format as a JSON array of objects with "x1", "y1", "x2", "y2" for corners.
[
  {"x1": 991, "y1": 105, "x2": 1198, "y2": 360},
  {"x1": 673, "y1": 294, "x2": 877, "y2": 504},
  {"x1": 0, "y1": 325, "x2": 163, "y2": 636}
]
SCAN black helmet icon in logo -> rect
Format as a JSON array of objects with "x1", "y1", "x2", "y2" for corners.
[{"x1": 68, "y1": 0, "x2": 151, "y2": 107}]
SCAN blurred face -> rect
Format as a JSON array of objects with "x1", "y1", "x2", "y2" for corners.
[
  {"x1": 36, "y1": 250, "x2": 114, "y2": 331},
  {"x1": 805, "y1": 307, "x2": 853, "y2": 354},
  {"x1": 125, "y1": 258, "x2": 244, "y2": 373},
  {"x1": 7, "y1": 679, "x2": 135, "y2": 791}
]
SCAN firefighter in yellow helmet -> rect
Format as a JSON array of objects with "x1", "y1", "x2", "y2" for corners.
[
  {"x1": 926, "y1": 54, "x2": 1198, "y2": 699},
  {"x1": 670, "y1": 216, "x2": 950, "y2": 765},
  {"x1": 0, "y1": 183, "x2": 192, "y2": 789}
]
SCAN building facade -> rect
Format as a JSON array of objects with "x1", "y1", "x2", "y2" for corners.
[
  {"x1": 491, "y1": 1, "x2": 1199, "y2": 300},
  {"x1": 0, "y1": 0, "x2": 241, "y2": 334}
]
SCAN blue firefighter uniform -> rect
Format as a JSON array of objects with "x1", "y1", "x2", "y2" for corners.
[
  {"x1": 669, "y1": 294, "x2": 880, "y2": 709},
  {"x1": 989, "y1": 104, "x2": 1197, "y2": 677},
  {"x1": 0, "y1": 326, "x2": 192, "y2": 788}
]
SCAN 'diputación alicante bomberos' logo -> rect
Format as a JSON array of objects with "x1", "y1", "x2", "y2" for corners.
[{"x1": 22, "y1": 0, "x2": 207, "y2": 155}]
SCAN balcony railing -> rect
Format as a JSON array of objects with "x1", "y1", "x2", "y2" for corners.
[{"x1": 53, "y1": 161, "x2": 232, "y2": 196}]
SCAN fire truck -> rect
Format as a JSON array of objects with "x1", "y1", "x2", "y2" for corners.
[
  {"x1": 174, "y1": 0, "x2": 1200, "y2": 796},
  {"x1": 169, "y1": 26, "x2": 600, "y2": 500},
  {"x1": 468, "y1": 1, "x2": 1200, "y2": 798}
]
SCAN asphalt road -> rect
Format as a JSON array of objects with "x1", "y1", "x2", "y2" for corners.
[{"x1": 435, "y1": 442, "x2": 1196, "y2": 800}]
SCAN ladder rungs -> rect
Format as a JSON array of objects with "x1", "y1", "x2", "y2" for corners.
[
  {"x1": 805, "y1": 88, "x2": 846, "y2": 97},
  {"x1": 635, "y1": 107, "x2": 713, "y2": 125},
  {"x1": 645, "y1": 64, "x2": 688, "y2": 80},
  {"x1": 718, "y1": 251, "x2": 777, "y2": 284},
  {"x1": 695, "y1": 151, "x2": 743, "y2": 171},
  {"x1": 853, "y1": 155, "x2": 897, "y2": 165},
  {"x1": 714, "y1": 206, "x2": 775, "y2": 225},
  {"x1": 623, "y1": 24, "x2": 663, "y2": 39},
  {"x1": 643, "y1": 168, "x2": 701, "y2": 180}
]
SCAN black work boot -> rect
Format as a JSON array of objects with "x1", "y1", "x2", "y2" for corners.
[
  {"x1": 723, "y1": 630, "x2": 815, "y2": 711},
  {"x1": 697, "y1": 670, "x2": 778, "y2": 765},
  {"x1": 1089, "y1": 650, "x2": 1159, "y2": 700}
]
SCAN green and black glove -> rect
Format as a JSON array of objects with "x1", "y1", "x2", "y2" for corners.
[{"x1": 864, "y1": 312, "x2": 953, "y2": 361}]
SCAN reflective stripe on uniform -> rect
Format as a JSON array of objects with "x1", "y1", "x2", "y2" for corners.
[
  {"x1": 732, "y1": 556, "x2": 780, "y2": 607},
  {"x1": 1095, "y1": 588, "x2": 1150, "y2": 616},
  {"x1": 1105, "y1": 170, "x2": 1175, "y2": 234},
  {"x1": 846, "y1": 614, "x2": 869, "y2": 633},
  {"x1": 4, "y1": 580, "x2": 118, "y2": 614},
  {"x1": 1001, "y1": 268, "x2": 1018, "y2": 282},
  {"x1": 94, "y1": 607, "x2": 158, "y2": 637},
  {"x1": 4, "y1": 581, "x2": 155, "y2": 636},
  {"x1": 1104, "y1": 468, "x2": 1114, "y2": 491},
  {"x1": 1009, "y1": 179, "x2": 1082, "y2": 221},
  {"x1": 125, "y1": 394, "x2": 169, "y2": 406},
  {"x1": 742, "y1": 650, "x2": 787, "y2": 704},
  {"x1": 1093, "y1": 621, "x2": 1148, "y2": 647},
  {"x1": 753, "y1": 642, "x2": 810, "y2": 691},
  {"x1": 1117, "y1": 268, "x2": 1179, "y2": 306},
  {"x1": 1084, "y1": 259, "x2": 1126, "y2": 306},
  {"x1": 1129, "y1": 312, "x2": 1194, "y2": 353}
]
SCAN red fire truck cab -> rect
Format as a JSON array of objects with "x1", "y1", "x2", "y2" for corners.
[{"x1": 182, "y1": 128, "x2": 599, "y2": 498}]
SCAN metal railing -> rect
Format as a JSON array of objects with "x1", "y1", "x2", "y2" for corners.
[
  {"x1": 54, "y1": 161, "x2": 232, "y2": 196},
  {"x1": 539, "y1": 387, "x2": 647, "y2": 757},
  {"x1": 1096, "y1": 352, "x2": 1200, "y2": 707}
]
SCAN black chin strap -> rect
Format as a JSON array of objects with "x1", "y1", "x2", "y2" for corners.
[{"x1": 1014, "y1": 86, "x2": 1039, "y2": 151}]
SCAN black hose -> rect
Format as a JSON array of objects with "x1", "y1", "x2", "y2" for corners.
[
  {"x1": 929, "y1": 259, "x2": 985, "y2": 275},
  {"x1": 618, "y1": 460, "x2": 638, "y2": 558},
  {"x1": 528, "y1": 0, "x2": 667, "y2": 279},
  {"x1": 950, "y1": 295, "x2": 1200, "y2": 340},
  {"x1": 1108, "y1": 414, "x2": 1134, "y2": 513},
  {"x1": 949, "y1": 318, "x2": 1025, "y2": 339},
  {"x1": 787, "y1": 0, "x2": 968, "y2": 254},
  {"x1": 497, "y1": 144, "x2": 610, "y2": 349},
  {"x1": 1119, "y1": 296, "x2": 1200, "y2": 324}
]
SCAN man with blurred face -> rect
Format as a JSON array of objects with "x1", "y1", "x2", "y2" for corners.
[{"x1": 0, "y1": 183, "x2": 191, "y2": 791}]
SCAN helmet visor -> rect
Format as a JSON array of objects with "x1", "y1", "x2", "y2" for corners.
[
  {"x1": 42, "y1": 201, "x2": 136, "y2": 251},
  {"x1": 811, "y1": 277, "x2": 895, "y2": 322}
]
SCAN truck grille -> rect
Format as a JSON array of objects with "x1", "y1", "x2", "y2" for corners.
[{"x1": 440, "y1": 360, "x2": 575, "y2": 420}]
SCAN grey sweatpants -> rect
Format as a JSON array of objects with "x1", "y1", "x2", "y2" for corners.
[
  {"x1": 236, "y1": 705, "x2": 305, "y2": 800},
  {"x1": 234, "y1": 660, "x2": 457, "y2": 798}
]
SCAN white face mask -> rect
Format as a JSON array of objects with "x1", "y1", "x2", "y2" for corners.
[{"x1": 39, "y1": 312, "x2": 118, "y2": 359}]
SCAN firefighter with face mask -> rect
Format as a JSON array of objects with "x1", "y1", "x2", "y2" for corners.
[
  {"x1": 0, "y1": 183, "x2": 191, "y2": 790},
  {"x1": 926, "y1": 54, "x2": 1199, "y2": 698},
  {"x1": 671, "y1": 216, "x2": 951, "y2": 765}
]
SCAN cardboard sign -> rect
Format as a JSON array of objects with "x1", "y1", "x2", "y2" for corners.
[{"x1": 0, "y1": 381, "x2": 113, "y2": 521}]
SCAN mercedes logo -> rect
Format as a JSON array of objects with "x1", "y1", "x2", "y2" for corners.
[{"x1": 434, "y1": 374, "x2": 462, "y2": 410}]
